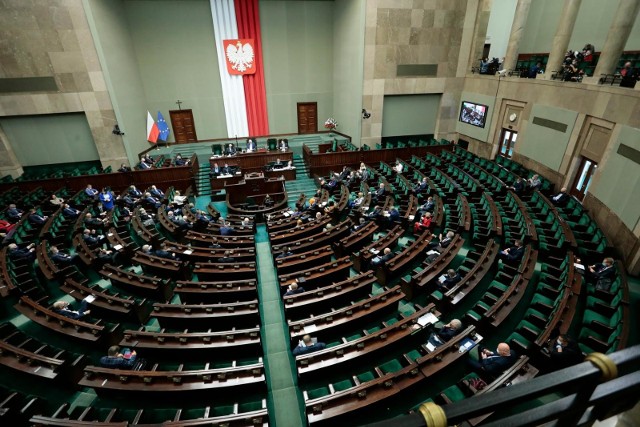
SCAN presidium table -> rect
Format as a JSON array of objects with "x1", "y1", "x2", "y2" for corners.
[
  {"x1": 225, "y1": 173, "x2": 289, "y2": 221},
  {"x1": 210, "y1": 149, "x2": 295, "y2": 191}
]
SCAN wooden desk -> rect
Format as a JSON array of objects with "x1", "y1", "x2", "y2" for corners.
[{"x1": 209, "y1": 150, "x2": 293, "y2": 172}]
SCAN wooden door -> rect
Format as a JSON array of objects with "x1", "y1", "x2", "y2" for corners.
[
  {"x1": 297, "y1": 102, "x2": 318, "y2": 134},
  {"x1": 169, "y1": 109, "x2": 198, "y2": 143}
]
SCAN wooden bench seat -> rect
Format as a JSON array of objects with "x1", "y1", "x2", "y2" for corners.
[
  {"x1": 353, "y1": 225, "x2": 403, "y2": 272},
  {"x1": 174, "y1": 279, "x2": 257, "y2": 303},
  {"x1": 377, "y1": 230, "x2": 432, "y2": 286},
  {"x1": 278, "y1": 257, "x2": 352, "y2": 291},
  {"x1": 150, "y1": 300, "x2": 260, "y2": 330},
  {"x1": 101, "y1": 264, "x2": 172, "y2": 301},
  {"x1": 274, "y1": 246, "x2": 334, "y2": 275}
]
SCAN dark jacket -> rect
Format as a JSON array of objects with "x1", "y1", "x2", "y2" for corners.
[{"x1": 292, "y1": 341, "x2": 326, "y2": 356}]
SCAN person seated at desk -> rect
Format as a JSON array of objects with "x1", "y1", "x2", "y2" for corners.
[
  {"x1": 292, "y1": 334, "x2": 326, "y2": 356},
  {"x1": 118, "y1": 163, "x2": 131, "y2": 173},
  {"x1": 263, "y1": 194, "x2": 274, "y2": 207},
  {"x1": 499, "y1": 239, "x2": 525, "y2": 266},
  {"x1": 220, "y1": 222, "x2": 234, "y2": 235},
  {"x1": 174, "y1": 154, "x2": 189, "y2": 166},
  {"x1": 6, "y1": 204, "x2": 23, "y2": 221},
  {"x1": 438, "y1": 268, "x2": 462, "y2": 291},
  {"x1": 149, "y1": 185, "x2": 164, "y2": 199},
  {"x1": 85, "y1": 184, "x2": 99, "y2": 199},
  {"x1": 548, "y1": 334, "x2": 583, "y2": 371},
  {"x1": 224, "y1": 143, "x2": 237, "y2": 156},
  {"x1": 155, "y1": 242, "x2": 178, "y2": 260},
  {"x1": 273, "y1": 158, "x2": 284, "y2": 169},
  {"x1": 139, "y1": 208, "x2": 155, "y2": 227},
  {"x1": 8, "y1": 242, "x2": 36, "y2": 261},
  {"x1": 587, "y1": 257, "x2": 616, "y2": 291},
  {"x1": 383, "y1": 204, "x2": 400, "y2": 226},
  {"x1": 527, "y1": 174, "x2": 542, "y2": 191},
  {"x1": 286, "y1": 160, "x2": 294, "y2": 169},
  {"x1": 372, "y1": 183, "x2": 387, "y2": 204},
  {"x1": 344, "y1": 171, "x2": 356, "y2": 187},
  {"x1": 336, "y1": 166, "x2": 351, "y2": 181},
  {"x1": 279, "y1": 139, "x2": 288, "y2": 152},
  {"x1": 83, "y1": 229, "x2": 105, "y2": 248},
  {"x1": 49, "y1": 246, "x2": 78, "y2": 268},
  {"x1": 0, "y1": 219, "x2": 15, "y2": 234},
  {"x1": 467, "y1": 343, "x2": 517, "y2": 379},
  {"x1": 28, "y1": 209, "x2": 47, "y2": 226},
  {"x1": 371, "y1": 247, "x2": 393, "y2": 267},
  {"x1": 138, "y1": 158, "x2": 151, "y2": 169},
  {"x1": 394, "y1": 161, "x2": 404, "y2": 174},
  {"x1": 84, "y1": 213, "x2": 106, "y2": 229},
  {"x1": 142, "y1": 154, "x2": 154, "y2": 166},
  {"x1": 167, "y1": 211, "x2": 192, "y2": 231},
  {"x1": 141, "y1": 244, "x2": 153, "y2": 255},
  {"x1": 510, "y1": 177, "x2": 525, "y2": 195},
  {"x1": 53, "y1": 299, "x2": 91, "y2": 320},
  {"x1": 284, "y1": 282, "x2": 305, "y2": 297},
  {"x1": 210, "y1": 162, "x2": 221, "y2": 178},
  {"x1": 551, "y1": 187, "x2": 570, "y2": 207},
  {"x1": 246, "y1": 138, "x2": 257, "y2": 152},
  {"x1": 358, "y1": 167, "x2": 370, "y2": 183},
  {"x1": 49, "y1": 194, "x2": 64, "y2": 207},
  {"x1": 324, "y1": 200, "x2": 336, "y2": 215},
  {"x1": 172, "y1": 190, "x2": 187, "y2": 206},
  {"x1": 352, "y1": 217, "x2": 367, "y2": 232},
  {"x1": 221, "y1": 163, "x2": 234, "y2": 175},
  {"x1": 366, "y1": 205, "x2": 383, "y2": 221},
  {"x1": 144, "y1": 192, "x2": 161, "y2": 209},
  {"x1": 418, "y1": 196, "x2": 435, "y2": 213},
  {"x1": 217, "y1": 250, "x2": 236, "y2": 263},
  {"x1": 349, "y1": 192, "x2": 365, "y2": 209},
  {"x1": 62, "y1": 204, "x2": 81, "y2": 219},
  {"x1": 428, "y1": 319, "x2": 463, "y2": 347},
  {"x1": 128, "y1": 185, "x2": 143, "y2": 198},
  {"x1": 277, "y1": 247, "x2": 294, "y2": 259},
  {"x1": 100, "y1": 346, "x2": 138, "y2": 369},
  {"x1": 412, "y1": 177, "x2": 429, "y2": 195}
]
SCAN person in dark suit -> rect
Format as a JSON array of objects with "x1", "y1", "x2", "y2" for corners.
[
  {"x1": 210, "y1": 162, "x2": 221, "y2": 178},
  {"x1": 118, "y1": 163, "x2": 131, "y2": 173},
  {"x1": 8, "y1": 243, "x2": 36, "y2": 261},
  {"x1": 336, "y1": 166, "x2": 351, "y2": 181},
  {"x1": 284, "y1": 282, "x2": 305, "y2": 297},
  {"x1": 384, "y1": 205, "x2": 400, "y2": 227},
  {"x1": 439, "y1": 269, "x2": 462, "y2": 291},
  {"x1": 548, "y1": 334, "x2": 583, "y2": 371},
  {"x1": 219, "y1": 222, "x2": 234, "y2": 236},
  {"x1": 428, "y1": 319, "x2": 463, "y2": 347},
  {"x1": 62, "y1": 204, "x2": 81, "y2": 219},
  {"x1": 49, "y1": 245, "x2": 77, "y2": 266},
  {"x1": 6, "y1": 204, "x2": 23, "y2": 221},
  {"x1": 371, "y1": 247, "x2": 393, "y2": 267},
  {"x1": 468, "y1": 343, "x2": 517, "y2": 378},
  {"x1": 174, "y1": 154, "x2": 188, "y2": 166},
  {"x1": 224, "y1": 144, "x2": 237, "y2": 156},
  {"x1": 217, "y1": 251, "x2": 236, "y2": 263},
  {"x1": 279, "y1": 139, "x2": 288, "y2": 151},
  {"x1": 418, "y1": 196, "x2": 435, "y2": 213},
  {"x1": 85, "y1": 185, "x2": 99, "y2": 199},
  {"x1": 511, "y1": 177, "x2": 525, "y2": 195},
  {"x1": 551, "y1": 187, "x2": 570, "y2": 207},
  {"x1": 155, "y1": 243, "x2": 177, "y2": 260},
  {"x1": 428, "y1": 230, "x2": 455, "y2": 251},
  {"x1": 149, "y1": 185, "x2": 164, "y2": 199},
  {"x1": 366, "y1": 205, "x2": 383, "y2": 221},
  {"x1": 83, "y1": 229, "x2": 104, "y2": 247},
  {"x1": 292, "y1": 334, "x2": 326, "y2": 356},
  {"x1": 587, "y1": 257, "x2": 616, "y2": 291},
  {"x1": 138, "y1": 159, "x2": 151, "y2": 169},
  {"x1": 499, "y1": 240, "x2": 525, "y2": 266},
  {"x1": 372, "y1": 183, "x2": 387, "y2": 204},
  {"x1": 277, "y1": 247, "x2": 294, "y2": 259},
  {"x1": 359, "y1": 167, "x2": 370, "y2": 183},
  {"x1": 53, "y1": 299, "x2": 90, "y2": 319},
  {"x1": 246, "y1": 139, "x2": 257, "y2": 152},
  {"x1": 144, "y1": 193, "x2": 161, "y2": 209},
  {"x1": 27, "y1": 209, "x2": 47, "y2": 226},
  {"x1": 412, "y1": 177, "x2": 429, "y2": 195},
  {"x1": 222, "y1": 163, "x2": 233, "y2": 175},
  {"x1": 84, "y1": 213, "x2": 106, "y2": 229}
]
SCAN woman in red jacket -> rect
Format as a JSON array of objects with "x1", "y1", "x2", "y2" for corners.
[{"x1": 414, "y1": 212, "x2": 432, "y2": 234}]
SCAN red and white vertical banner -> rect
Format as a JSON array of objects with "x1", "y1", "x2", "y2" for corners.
[{"x1": 210, "y1": 0, "x2": 269, "y2": 138}]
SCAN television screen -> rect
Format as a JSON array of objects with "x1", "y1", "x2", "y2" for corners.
[{"x1": 459, "y1": 101, "x2": 488, "y2": 128}]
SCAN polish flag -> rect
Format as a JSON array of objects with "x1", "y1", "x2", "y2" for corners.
[{"x1": 146, "y1": 111, "x2": 159, "y2": 143}]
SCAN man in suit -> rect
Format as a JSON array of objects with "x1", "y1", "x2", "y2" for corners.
[
  {"x1": 277, "y1": 247, "x2": 294, "y2": 259},
  {"x1": 527, "y1": 174, "x2": 542, "y2": 191},
  {"x1": 224, "y1": 143, "x2": 237, "y2": 156},
  {"x1": 118, "y1": 163, "x2": 131, "y2": 173},
  {"x1": 155, "y1": 243, "x2": 177, "y2": 260},
  {"x1": 62, "y1": 204, "x2": 81, "y2": 219},
  {"x1": 279, "y1": 139, "x2": 288, "y2": 152},
  {"x1": 412, "y1": 177, "x2": 429, "y2": 195},
  {"x1": 246, "y1": 139, "x2": 257, "y2": 152},
  {"x1": 418, "y1": 196, "x2": 435, "y2": 213},
  {"x1": 138, "y1": 159, "x2": 151, "y2": 169},
  {"x1": 174, "y1": 154, "x2": 188, "y2": 166},
  {"x1": 384, "y1": 204, "x2": 400, "y2": 227},
  {"x1": 6, "y1": 204, "x2": 23, "y2": 222},
  {"x1": 53, "y1": 299, "x2": 91, "y2": 320},
  {"x1": 499, "y1": 240, "x2": 525, "y2": 266},
  {"x1": 83, "y1": 229, "x2": 104, "y2": 247},
  {"x1": 144, "y1": 193, "x2": 161, "y2": 209},
  {"x1": 149, "y1": 185, "x2": 164, "y2": 199},
  {"x1": 27, "y1": 209, "x2": 47, "y2": 226},
  {"x1": 371, "y1": 247, "x2": 393, "y2": 267},
  {"x1": 8, "y1": 243, "x2": 36, "y2": 261},
  {"x1": 551, "y1": 187, "x2": 570, "y2": 207},
  {"x1": 360, "y1": 167, "x2": 370, "y2": 183},
  {"x1": 428, "y1": 231, "x2": 455, "y2": 251},
  {"x1": 366, "y1": 205, "x2": 383, "y2": 222},
  {"x1": 372, "y1": 183, "x2": 387, "y2": 204},
  {"x1": 100, "y1": 346, "x2": 139, "y2": 369},
  {"x1": 588, "y1": 257, "x2": 616, "y2": 291},
  {"x1": 222, "y1": 163, "x2": 233, "y2": 175},
  {"x1": 548, "y1": 334, "x2": 583, "y2": 371},
  {"x1": 511, "y1": 177, "x2": 525, "y2": 195},
  {"x1": 84, "y1": 213, "x2": 106, "y2": 229},
  {"x1": 273, "y1": 158, "x2": 284, "y2": 169},
  {"x1": 439, "y1": 269, "x2": 462, "y2": 291},
  {"x1": 210, "y1": 163, "x2": 221, "y2": 178},
  {"x1": 167, "y1": 211, "x2": 192, "y2": 231},
  {"x1": 217, "y1": 250, "x2": 236, "y2": 263},
  {"x1": 49, "y1": 245, "x2": 78, "y2": 266},
  {"x1": 337, "y1": 166, "x2": 351, "y2": 181},
  {"x1": 284, "y1": 282, "x2": 305, "y2": 297},
  {"x1": 292, "y1": 334, "x2": 326, "y2": 356},
  {"x1": 468, "y1": 343, "x2": 517, "y2": 378},
  {"x1": 428, "y1": 319, "x2": 463, "y2": 347},
  {"x1": 219, "y1": 222, "x2": 234, "y2": 236},
  {"x1": 85, "y1": 185, "x2": 99, "y2": 199}
]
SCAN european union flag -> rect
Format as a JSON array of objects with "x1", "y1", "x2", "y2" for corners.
[{"x1": 157, "y1": 111, "x2": 170, "y2": 142}]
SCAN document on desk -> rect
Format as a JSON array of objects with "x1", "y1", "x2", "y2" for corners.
[
  {"x1": 303, "y1": 324, "x2": 317, "y2": 333},
  {"x1": 417, "y1": 312, "x2": 439, "y2": 327}
]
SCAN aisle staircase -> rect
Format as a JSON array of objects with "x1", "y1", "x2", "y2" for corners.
[{"x1": 285, "y1": 155, "x2": 317, "y2": 208}]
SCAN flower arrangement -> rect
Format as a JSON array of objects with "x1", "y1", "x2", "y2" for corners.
[{"x1": 324, "y1": 117, "x2": 338, "y2": 131}]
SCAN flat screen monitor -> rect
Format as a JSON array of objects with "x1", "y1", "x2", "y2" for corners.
[{"x1": 459, "y1": 101, "x2": 488, "y2": 128}]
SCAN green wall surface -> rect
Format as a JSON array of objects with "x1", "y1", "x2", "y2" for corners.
[
  {"x1": 84, "y1": 0, "x2": 148, "y2": 164},
  {"x1": 519, "y1": 104, "x2": 577, "y2": 171},
  {"x1": 124, "y1": 0, "x2": 227, "y2": 141},
  {"x1": 591, "y1": 125, "x2": 640, "y2": 230},
  {"x1": 382, "y1": 95, "x2": 441, "y2": 137},
  {"x1": 333, "y1": 0, "x2": 365, "y2": 145},
  {"x1": 0, "y1": 113, "x2": 99, "y2": 166},
  {"x1": 260, "y1": 1, "x2": 334, "y2": 134},
  {"x1": 455, "y1": 92, "x2": 496, "y2": 142},
  {"x1": 519, "y1": 0, "x2": 563, "y2": 54}
]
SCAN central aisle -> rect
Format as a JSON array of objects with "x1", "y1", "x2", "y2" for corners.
[{"x1": 254, "y1": 224, "x2": 306, "y2": 426}]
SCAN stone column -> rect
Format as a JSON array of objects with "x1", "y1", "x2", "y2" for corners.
[
  {"x1": 502, "y1": 0, "x2": 532, "y2": 73},
  {"x1": 592, "y1": 0, "x2": 640, "y2": 77},
  {"x1": 545, "y1": 0, "x2": 582, "y2": 78},
  {"x1": 0, "y1": 126, "x2": 24, "y2": 179},
  {"x1": 467, "y1": 0, "x2": 494, "y2": 73}
]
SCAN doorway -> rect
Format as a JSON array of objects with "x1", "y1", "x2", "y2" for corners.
[
  {"x1": 169, "y1": 109, "x2": 198, "y2": 143},
  {"x1": 498, "y1": 129, "x2": 517, "y2": 158},
  {"x1": 297, "y1": 102, "x2": 318, "y2": 134},
  {"x1": 571, "y1": 156, "x2": 597, "y2": 201}
]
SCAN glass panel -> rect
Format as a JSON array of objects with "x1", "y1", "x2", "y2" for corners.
[
  {"x1": 584, "y1": 164, "x2": 597, "y2": 193},
  {"x1": 576, "y1": 160, "x2": 592, "y2": 191}
]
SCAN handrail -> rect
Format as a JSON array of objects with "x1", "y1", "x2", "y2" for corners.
[{"x1": 363, "y1": 345, "x2": 640, "y2": 427}]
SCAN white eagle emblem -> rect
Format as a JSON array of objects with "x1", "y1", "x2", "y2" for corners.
[{"x1": 226, "y1": 41, "x2": 254, "y2": 73}]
